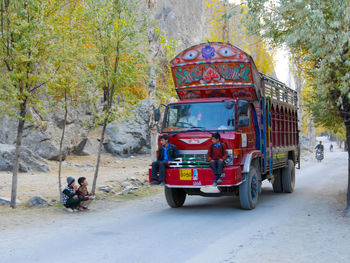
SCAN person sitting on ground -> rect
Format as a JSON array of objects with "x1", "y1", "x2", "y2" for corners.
[
  {"x1": 77, "y1": 177, "x2": 95, "y2": 210},
  {"x1": 315, "y1": 141, "x2": 324, "y2": 153},
  {"x1": 150, "y1": 134, "x2": 178, "y2": 186},
  {"x1": 62, "y1": 177, "x2": 82, "y2": 212},
  {"x1": 207, "y1": 132, "x2": 227, "y2": 187}
]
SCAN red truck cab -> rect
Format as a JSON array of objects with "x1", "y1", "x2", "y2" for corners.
[{"x1": 150, "y1": 42, "x2": 299, "y2": 210}]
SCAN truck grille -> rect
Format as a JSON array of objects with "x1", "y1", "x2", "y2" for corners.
[{"x1": 169, "y1": 150, "x2": 233, "y2": 168}]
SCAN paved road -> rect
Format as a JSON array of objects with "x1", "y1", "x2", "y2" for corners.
[{"x1": 1, "y1": 150, "x2": 350, "y2": 263}]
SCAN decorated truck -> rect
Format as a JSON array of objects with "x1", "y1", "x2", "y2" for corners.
[{"x1": 150, "y1": 42, "x2": 299, "y2": 210}]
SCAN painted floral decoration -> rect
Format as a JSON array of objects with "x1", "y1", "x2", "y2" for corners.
[{"x1": 201, "y1": 45, "x2": 215, "y2": 59}]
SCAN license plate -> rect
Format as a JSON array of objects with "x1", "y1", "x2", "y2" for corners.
[{"x1": 180, "y1": 169, "x2": 192, "y2": 181}]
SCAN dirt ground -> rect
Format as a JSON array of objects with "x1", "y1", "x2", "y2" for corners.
[{"x1": 0, "y1": 153, "x2": 162, "y2": 229}]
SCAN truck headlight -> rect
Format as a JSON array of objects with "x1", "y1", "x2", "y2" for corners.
[{"x1": 225, "y1": 155, "x2": 233, "y2": 165}]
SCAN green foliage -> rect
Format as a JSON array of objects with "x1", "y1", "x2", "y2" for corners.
[
  {"x1": 45, "y1": 1, "x2": 95, "y2": 111},
  {"x1": 83, "y1": 0, "x2": 148, "y2": 124},
  {"x1": 154, "y1": 25, "x2": 178, "y2": 104},
  {"x1": 0, "y1": 0, "x2": 65, "y2": 119},
  {"x1": 205, "y1": 0, "x2": 276, "y2": 76},
  {"x1": 244, "y1": 0, "x2": 350, "y2": 129}
]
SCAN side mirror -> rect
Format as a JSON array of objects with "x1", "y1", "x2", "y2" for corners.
[
  {"x1": 237, "y1": 100, "x2": 249, "y2": 115},
  {"x1": 238, "y1": 116, "x2": 249, "y2": 127},
  {"x1": 224, "y1": 100, "x2": 234, "y2": 109},
  {"x1": 154, "y1": 108, "x2": 161, "y2": 122}
]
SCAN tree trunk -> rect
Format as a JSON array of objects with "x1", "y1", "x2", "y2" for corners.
[
  {"x1": 223, "y1": 0, "x2": 229, "y2": 42},
  {"x1": 147, "y1": 3, "x2": 160, "y2": 161},
  {"x1": 10, "y1": 100, "x2": 27, "y2": 208},
  {"x1": 346, "y1": 121, "x2": 350, "y2": 210},
  {"x1": 91, "y1": 117, "x2": 108, "y2": 195},
  {"x1": 58, "y1": 91, "x2": 68, "y2": 201},
  {"x1": 148, "y1": 66, "x2": 159, "y2": 161}
]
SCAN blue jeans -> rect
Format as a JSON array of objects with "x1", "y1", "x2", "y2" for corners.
[
  {"x1": 151, "y1": 160, "x2": 169, "y2": 183},
  {"x1": 210, "y1": 160, "x2": 224, "y2": 182}
]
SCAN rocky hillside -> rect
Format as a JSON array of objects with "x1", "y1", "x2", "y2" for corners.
[{"x1": 0, "y1": 0, "x2": 210, "y2": 172}]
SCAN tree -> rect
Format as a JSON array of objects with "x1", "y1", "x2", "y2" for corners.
[
  {"x1": 46, "y1": 1, "x2": 93, "y2": 199},
  {"x1": 83, "y1": 0, "x2": 148, "y2": 195},
  {"x1": 0, "y1": 0, "x2": 67, "y2": 208},
  {"x1": 244, "y1": 0, "x2": 350, "y2": 212},
  {"x1": 205, "y1": 0, "x2": 276, "y2": 76}
]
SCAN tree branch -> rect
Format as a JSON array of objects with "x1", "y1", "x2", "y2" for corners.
[
  {"x1": 29, "y1": 66, "x2": 60, "y2": 93},
  {"x1": 2, "y1": 58, "x2": 12, "y2": 71}
]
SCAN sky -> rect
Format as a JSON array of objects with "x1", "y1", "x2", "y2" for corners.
[
  {"x1": 274, "y1": 48, "x2": 292, "y2": 86},
  {"x1": 228, "y1": 0, "x2": 293, "y2": 88}
]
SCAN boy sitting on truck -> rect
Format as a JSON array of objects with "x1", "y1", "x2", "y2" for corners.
[
  {"x1": 150, "y1": 134, "x2": 179, "y2": 186},
  {"x1": 207, "y1": 133, "x2": 227, "y2": 186}
]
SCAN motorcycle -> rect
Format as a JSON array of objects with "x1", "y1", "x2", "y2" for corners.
[{"x1": 315, "y1": 149, "x2": 324, "y2": 162}]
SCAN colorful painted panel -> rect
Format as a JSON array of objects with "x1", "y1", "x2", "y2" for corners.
[
  {"x1": 171, "y1": 42, "x2": 250, "y2": 67},
  {"x1": 171, "y1": 42, "x2": 262, "y2": 102},
  {"x1": 173, "y1": 63, "x2": 252, "y2": 86}
]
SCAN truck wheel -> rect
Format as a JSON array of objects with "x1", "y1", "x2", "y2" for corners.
[
  {"x1": 164, "y1": 187, "x2": 186, "y2": 208},
  {"x1": 239, "y1": 165, "x2": 260, "y2": 210},
  {"x1": 282, "y1": 160, "x2": 295, "y2": 193},
  {"x1": 272, "y1": 169, "x2": 283, "y2": 193}
]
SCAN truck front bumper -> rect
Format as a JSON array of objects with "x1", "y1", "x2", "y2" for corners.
[{"x1": 149, "y1": 166, "x2": 242, "y2": 187}]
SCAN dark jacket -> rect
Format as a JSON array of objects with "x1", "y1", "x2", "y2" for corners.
[
  {"x1": 315, "y1": 144, "x2": 324, "y2": 151},
  {"x1": 207, "y1": 142, "x2": 228, "y2": 162},
  {"x1": 77, "y1": 186, "x2": 90, "y2": 201},
  {"x1": 62, "y1": 186, "x2": 79, "y2": 205},
  {"x1": 157, "y1": 143, "x2": 178, "y2": 161}
]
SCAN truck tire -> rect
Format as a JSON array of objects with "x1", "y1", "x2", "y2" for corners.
[
  {"x1": 239, "y1": 165, "x2": 260, "y2": 210},
  {"x1": 165, "y1": 187, "x2": 186, "y2": 208},
  {"x1": 272, "y1": 169, "x2": 283, "y2": 193},
  {"x1": 282, "y1": 160, "x2": 295, "y2": 193}
]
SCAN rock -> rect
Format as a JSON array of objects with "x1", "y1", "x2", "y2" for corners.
[
  {"x1": 0, "y1": 197, "x2": 21, "y2": 205},
  {"x1": 154, "y1": 0, "x2": 208, "y2": 50},
  {"x1": 104, "y1": 99, "x2": 151, "y2": 156},
  {"x1": 0, "y1": 144, "x2": 50, "y2": 173},
  {"x1": 121, "y1": 186, "x2": 135, "y2": 195},
  {"x1": 98, "y1": 185, "x2": 113, "y2": 193},
  {"x1": 28, "y1": 196, "x2": 48, "y2": 207},
  {"x1": 73, "y1": 137, "x2": 101, "y2": 156},
  {"x1": 130, "y1": 179, "x2": 142, "y2": 187},
  {"x1": 0, "y1": 102, "x2": 96, "y2": 160},
  {"x1": 0, "y1": 197, "x2": 10, "y2": 206},
  {"x1": 121, "y1": 181, "x2": 131, "y2": 188}
]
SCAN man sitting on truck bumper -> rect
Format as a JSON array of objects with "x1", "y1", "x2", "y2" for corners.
[
  {"x1": 150, "y1": 134, "x2": 178, "y2": 186},
  {"x1": 207, "y1": 132, "x2": 228, "y2": 187}
]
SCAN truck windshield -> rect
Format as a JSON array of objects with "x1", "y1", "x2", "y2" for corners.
[{"x1": 163, "y1": 102, "x2": 235, "y2": 132}]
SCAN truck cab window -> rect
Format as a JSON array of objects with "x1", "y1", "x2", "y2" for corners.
[{"x1": 163, "y1": 102, "x2": 235, "y2": 132}]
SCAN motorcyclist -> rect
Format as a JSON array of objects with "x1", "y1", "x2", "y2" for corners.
[
  {"x1": 315, "y1": 141, "x2": 324, "y2": 161},
  {"x1": 315, "y1": 141, "x2": 324, "y2": 153}
]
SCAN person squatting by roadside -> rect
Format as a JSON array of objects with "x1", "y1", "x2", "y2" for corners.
[
  {"x1": 150, "y1": 134, "x2": 178, "y2": 186},
  {"x1": 77, "y1": 177, "x2": 95, "y2": 210},
  {"x1": 207, "y1": 132, "x2": 227, "y2": 187},
  {"x1": 62, "y1": 177, "x2": 82, "y2": 212}
]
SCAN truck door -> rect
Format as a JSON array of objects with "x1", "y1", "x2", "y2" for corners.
[{"x1": 240, "y1": 104, "x2": 256, "y2": 153}]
